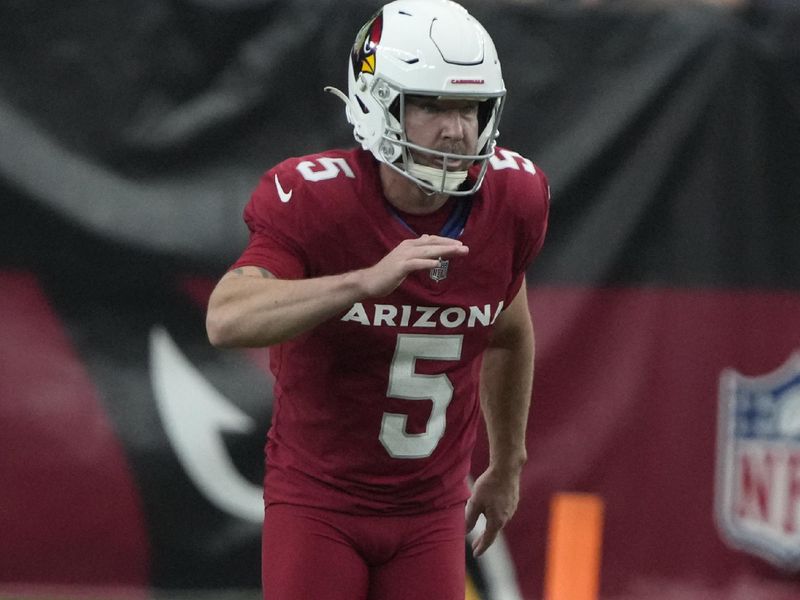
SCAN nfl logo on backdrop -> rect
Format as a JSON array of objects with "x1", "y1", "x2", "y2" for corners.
[{"x1": 715, "y1": 352, "x2": 800, "y2": 571}]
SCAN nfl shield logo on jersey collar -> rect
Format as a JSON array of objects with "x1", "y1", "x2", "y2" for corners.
[
  {"x1": 715, "y1": 351, "x2": 800, "y2": 571},
  {"x1": 430, "y1": 258, "x2": 449, "y2": 282}
]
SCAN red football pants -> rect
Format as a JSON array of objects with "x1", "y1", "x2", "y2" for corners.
[{"x1": 262, "y1": 502, "x2": 467, "y2": 600}]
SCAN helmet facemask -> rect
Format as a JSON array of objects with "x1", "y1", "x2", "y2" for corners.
[{"x1": 382, "y1": 87, "x2": 505, "y2": 195}]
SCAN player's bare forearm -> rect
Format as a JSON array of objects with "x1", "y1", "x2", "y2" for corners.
[
  {"x1": 206, "y1": 235, "x2": 469, "y2": 348},
  {"x1": 206, "y1": 266, "x2": 367, "y2": 347},
  {"x1": 480, "y1": 283, "x2": 534, "y2": 474}
]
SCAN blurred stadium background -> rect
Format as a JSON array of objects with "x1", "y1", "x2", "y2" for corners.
[{"x1": 1, "y1": 0, "x2": 799, "y2": 598}]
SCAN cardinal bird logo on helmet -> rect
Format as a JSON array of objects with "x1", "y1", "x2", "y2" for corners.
[{"x1": 351, "y1": 12, "x2": 383, "y2": 76}]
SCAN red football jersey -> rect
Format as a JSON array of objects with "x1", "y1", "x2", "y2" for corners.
[{"x1": 232, "y1": 147, "x2": 549, "y2": 515}]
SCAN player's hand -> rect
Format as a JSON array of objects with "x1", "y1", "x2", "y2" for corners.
[
  {"x1": 359, "y1": 234, "x2": 469, "y2": 298},
  {"x1": 465, "y1": 466, "x2": 521, "y2": 557}
]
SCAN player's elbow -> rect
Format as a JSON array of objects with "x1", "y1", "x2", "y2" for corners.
[{"x1": 206, "y1": 306, "x2": 239, "y2": 348}]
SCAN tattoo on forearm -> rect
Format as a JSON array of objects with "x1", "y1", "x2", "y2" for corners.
[{"x1": 230, "y1": 267, "x2": 274, "y2": 279}]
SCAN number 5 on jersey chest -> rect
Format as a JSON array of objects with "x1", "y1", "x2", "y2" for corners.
[{"x1": 380, "y1": 333, "x2": 464, "y2": 459}]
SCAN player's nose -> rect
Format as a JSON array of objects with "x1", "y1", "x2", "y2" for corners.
[{"x1": 439, "y1": 109, "x2": 466, "y2": 141}]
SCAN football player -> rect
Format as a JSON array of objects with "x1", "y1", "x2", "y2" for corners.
[{"x1": 206, "y1": 1, "x2": 550, "y2": 598}]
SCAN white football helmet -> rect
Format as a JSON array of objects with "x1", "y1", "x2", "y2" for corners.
[{"x1": 325, "y1": 0, "x2": 505, "y2": 195}]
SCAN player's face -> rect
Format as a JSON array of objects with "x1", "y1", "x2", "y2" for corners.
[{"x1": 403, "y1": 96, "x2": 480, "y2": 170}]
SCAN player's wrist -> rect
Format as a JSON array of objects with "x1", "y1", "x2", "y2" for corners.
[
  {"x1": 342, "y1": 268, "x2": 376, "y2": 300},
  {"x1": 488, "y1": 452, "x2": 527, "y2": 477}
]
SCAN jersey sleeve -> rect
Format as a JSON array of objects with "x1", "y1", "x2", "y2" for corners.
[
  {"x1": 505, "y1": 166, "x2": 551, "y2": 304},
  {"x1": 229, "y1": 163, "x2": 309, "y2": 280}
]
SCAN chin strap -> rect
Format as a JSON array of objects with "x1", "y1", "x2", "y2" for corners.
[{"x1": 407, "y1": 162, "x2": 469, "y2": 193}]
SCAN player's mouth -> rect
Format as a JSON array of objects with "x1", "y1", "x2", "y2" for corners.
[
  {"x1": 433, "y1": 157, "x2": 470, "y2": 171},
  {"x1": 409, "y1": 147, "x2": 471, "y2": 171}
]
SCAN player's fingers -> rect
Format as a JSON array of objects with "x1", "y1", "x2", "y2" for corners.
[
  {"x1": 471, "y1": 533, "x2": 486, "y2": 557},
  {"x1": 435, "y1": 244, "x2": 469, "y2": 257},
  {"x1": 413, "y1": 233, "x2": 456, "y2": 242},
  {"x1": 405, "y1": 258, "x2": 443, "y2": 272},
  {"x1": 472, "y1": 519, "x2": 500, "y2": 557},
  {"x1": 408, "y1": 244, "x2": 468, "y2": 260},
  {"x1": 411, "y1": 234, "x2": 465, "y2": 247}
]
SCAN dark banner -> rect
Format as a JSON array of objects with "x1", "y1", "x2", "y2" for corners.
[{"x1": 1, "y1": 1, "x2": 799, "y2": 599}]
